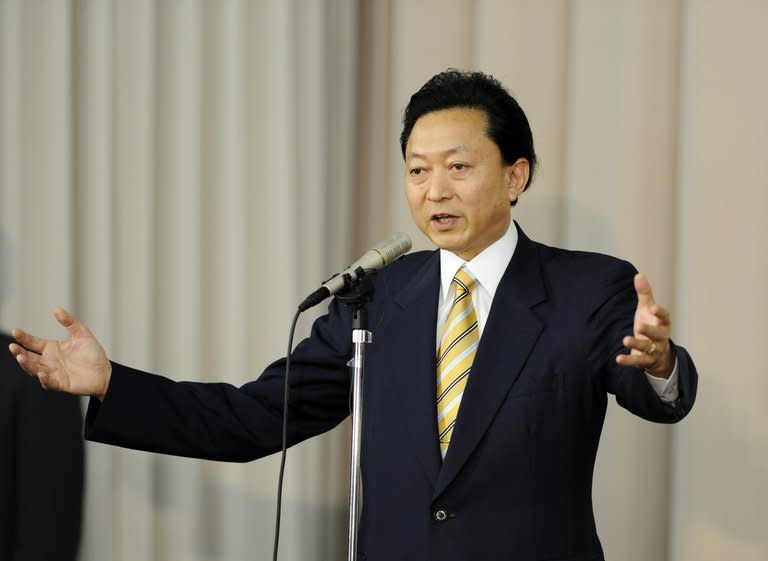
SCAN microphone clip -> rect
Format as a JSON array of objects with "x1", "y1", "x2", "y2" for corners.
[
  {"x1": 336, "y1": 267, "x2": 376, "y2": 330},
  {"x1": 335, "y1": 266, "x2": 376, "y2": 307}
]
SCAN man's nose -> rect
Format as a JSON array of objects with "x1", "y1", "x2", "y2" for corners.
[{"x1": 426, "y1": 171, "x2": 452, "y2": 201}]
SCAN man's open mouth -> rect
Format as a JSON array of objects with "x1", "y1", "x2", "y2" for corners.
[{"x1": 432, "y1": 214, "x2": 457, "y2": 224}]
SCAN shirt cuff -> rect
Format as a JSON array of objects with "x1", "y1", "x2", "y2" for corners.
[{"x1": 645, "y1": 358, "x2": 679, "y2": 404}]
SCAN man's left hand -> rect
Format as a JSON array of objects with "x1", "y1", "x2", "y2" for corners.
[{"x1": 615, "y1": 273, "x2": 675, "y2": 378}]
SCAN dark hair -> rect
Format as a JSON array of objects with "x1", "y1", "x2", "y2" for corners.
[{"x1": 400, "y1": 69, "x2": 537, "y2": 201}]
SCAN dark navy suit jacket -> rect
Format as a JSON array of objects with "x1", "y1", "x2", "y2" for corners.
[{"x1": 85, "y1": 224, "x2": 697, "y2": 561}]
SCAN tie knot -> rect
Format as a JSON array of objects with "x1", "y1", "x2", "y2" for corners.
[{"x1": 452, "y1": 266, "x2": 477, "y2": 295}]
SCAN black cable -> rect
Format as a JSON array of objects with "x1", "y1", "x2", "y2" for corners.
[{"x1": 272, "y1": 307, "x2": 302, "y2": 561}]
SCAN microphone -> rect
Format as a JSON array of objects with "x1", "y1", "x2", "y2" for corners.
[{"x1": 298, "y1": 232, "x2": 412, "y2": 311}]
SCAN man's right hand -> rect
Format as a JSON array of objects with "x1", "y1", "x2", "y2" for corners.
[{"x1": 8, "y1": 308, "x2": 112, "y2": 401}]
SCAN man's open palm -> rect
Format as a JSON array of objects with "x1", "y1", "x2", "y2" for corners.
[{"x1": 8, "y1": 308, "x2": 112, "y2": 399}]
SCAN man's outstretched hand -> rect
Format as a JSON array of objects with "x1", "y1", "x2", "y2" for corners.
[
  {"x1": 615, "y1": 273, "x2": 675, "y2": 378},
  {"x1": 8, "y1": 308, "x2": 112, "y2": 400}
]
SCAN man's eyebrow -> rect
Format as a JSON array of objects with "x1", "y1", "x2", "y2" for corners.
[{"x1": 408, "y1": 146, "x2": 471, "y2": 160}]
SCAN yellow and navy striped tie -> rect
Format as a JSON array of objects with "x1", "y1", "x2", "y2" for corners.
[{"x1": 436, "y1": 265, "x2": 479, "y2": 459}]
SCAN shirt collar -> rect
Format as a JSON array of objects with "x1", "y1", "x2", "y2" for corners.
[{"x1": 439, "y1": 220, "x2": 518, "y2": 300}]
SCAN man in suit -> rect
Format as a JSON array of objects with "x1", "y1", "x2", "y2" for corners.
[
  {"x1": 0, "y1": 331, "x2": 84, "y2": 561},
  {"x1": 9, "y1": 70, "x2": 696, "y2": 560}
]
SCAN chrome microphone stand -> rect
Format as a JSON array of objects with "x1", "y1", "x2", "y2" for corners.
[{"x1": 336, "y1": 268, "x2": 375, "y2": 561}]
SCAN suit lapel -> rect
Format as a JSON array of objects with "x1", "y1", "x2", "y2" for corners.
[
  {"x1": 391, "y1": 251, "x2": 442, "y2": 485},
  {"x1": 433, "y1": 224, "x2": 547, "y2": 499}
]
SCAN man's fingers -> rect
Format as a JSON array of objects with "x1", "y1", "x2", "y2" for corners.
[
  {"x1": 651, "y1": 304, "x2": 670, "y2": 325},
  {"x1": 636, "y1": 324, "x2": 669, "y2": 342},
  {"x1": 617, "y1": 336, "x2": 675, "y2": 377},
  {"x1": 54, "y1": 307, "x2": 87, "y2": 338},
  {"x1": 10, "y1": 327, "x2": 47, "y2": 354},
  {"x1": 634, "y1": 273, "x2": 656, "y2": 308},
  {"x1": 617, "y1": 336, "x2": 658, "y2": 368},
  {"x1": 11, "y1": 346, "x2": 61, "y2": 390},
  {"x1": 615, "y1": 352, "x2": 654, "y2": 369},
  {"x1": 9, "y1": 345, "x2": 46, "y2": 378},
  {"x1": 623, "y1": 335, "x2": 668, "y2": 354},
  {"x1": 8, "y1": 342, "x2": 23, "y2": 358}
]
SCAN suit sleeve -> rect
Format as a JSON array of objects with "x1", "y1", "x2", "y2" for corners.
[
  {"x1": 85, "y1": 298, "x2": 354, "y2": 461},
  {"x1": 589, "y1": 262, "x2": 698, "y2": 423}
]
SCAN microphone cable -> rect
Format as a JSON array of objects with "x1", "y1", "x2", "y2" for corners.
[
  {"x1": 272, "y1": 307, "x2": 302, "y2": 561},
  {"x1": 270, "y1": 237, "x2": 406, "y2": 559}
]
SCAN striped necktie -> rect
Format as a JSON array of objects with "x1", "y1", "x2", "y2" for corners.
[{"x1": 436, "y1": 265, "x2": 479, "y2": 459}]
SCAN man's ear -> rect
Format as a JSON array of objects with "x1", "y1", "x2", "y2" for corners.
[{"x1": 506, "y1": 158, "x2": 530, "y2": 204}]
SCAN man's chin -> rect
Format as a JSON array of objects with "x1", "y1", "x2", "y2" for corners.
[
  {"x1": 429, "y1": 235, "x2": 468, "y2": 257},
  {"x1": 427, "y1": 231, "x2": 461, "y2": 250}
]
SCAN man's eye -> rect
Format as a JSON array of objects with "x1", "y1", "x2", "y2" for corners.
[
  {"x1": 410, "y1": 167, "x2": 424, "y2": 176},
  {"x1": 451, "y1": 163, "x2": 467, "y2": 171}
]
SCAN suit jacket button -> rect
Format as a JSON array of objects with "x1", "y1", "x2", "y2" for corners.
[{"x1": 434, "y1": 509, "x2": 448, "y2": 521}]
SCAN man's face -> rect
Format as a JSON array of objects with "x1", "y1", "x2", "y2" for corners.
[{"x1": 404, "y1": 107, "x2": 527, "y2": 261}]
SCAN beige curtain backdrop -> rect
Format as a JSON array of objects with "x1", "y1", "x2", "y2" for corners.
[{"x1": 1, "y1": 1, "x2": 766, "y2": 560}]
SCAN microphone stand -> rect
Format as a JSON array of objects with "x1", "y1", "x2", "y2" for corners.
[{"x1": 336, "y1": 267, "x2": 375, "y2": 561}]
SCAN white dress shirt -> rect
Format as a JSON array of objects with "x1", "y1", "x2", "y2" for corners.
[{"x1": 436, "y1": 221, "x2": 679, "y2": 403}]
